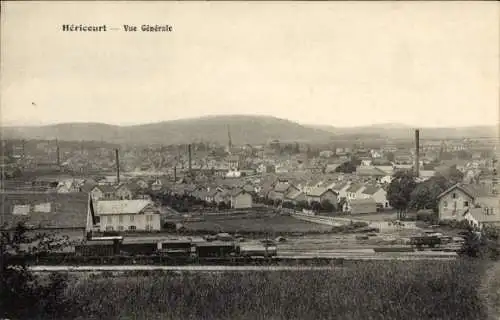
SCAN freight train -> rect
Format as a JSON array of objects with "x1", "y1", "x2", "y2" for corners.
[{"x1": 73, "y1": 236, "x2": 278, "y2": 261}]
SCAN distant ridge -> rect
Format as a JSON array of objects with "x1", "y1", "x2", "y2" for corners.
[{"x1": 1, "y1": 115, "x2": 497, "y2": 145}]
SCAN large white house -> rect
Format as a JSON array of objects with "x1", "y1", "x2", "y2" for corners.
[{"x1": 88, "y1": 199, "x2": 161, "y2": 232}]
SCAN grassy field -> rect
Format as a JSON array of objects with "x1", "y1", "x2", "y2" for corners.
[
  {"x1": 182, "y1": 215, "x2": 334, "y2": 234},
  {"x1": 25, "y1": 259, "x2": 488, "y2": 320}
]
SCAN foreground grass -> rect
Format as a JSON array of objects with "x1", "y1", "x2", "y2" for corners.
[{"x1": 45, "y1": 260, "x2": 488, "y2": 320}]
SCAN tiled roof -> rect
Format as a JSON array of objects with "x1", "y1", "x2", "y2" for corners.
[
  {"x1": 332, "y1": 183, "x2": 349, "y2": 191},
  {"x1": 347, "y1": 184, "x2": 365, "y2": 193},
  {"x1": 96, "y1": 200, "x2": 153, "y2": 215},
  {"x1": 93, "y1": 185, "x2": 116, "y2": 193},
  {"x1": 437, "y1": 183, "x2": 494, "y2": 200},
  {"x1": 274, "y1": 183, "x2": 291, "y2": 193},
  {"x1": 307, "y1": 187, "x2": 334, "y2": 197},
  {"x1": 0, "y1": 192, "x2": 88, "y2": 229},
  {"x1": 356, "y1": 166, "x2": 387, "y2": 177},
  {"x1": 285, "y1": 189, "x2": 304, "y2": 200},
  {"x1": 361, "y1": 185, "x2": 381, "y2": 195},
  {"x1": 466, "y1": 208, "x2": 500, "y2": 223},
  {"x1": 349, "y1": 198, "x2": 377, "y2": 205}
]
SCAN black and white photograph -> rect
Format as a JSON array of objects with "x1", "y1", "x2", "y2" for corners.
[{"x1": 0, "y1": 1, "x2": 499, "y2": 319}]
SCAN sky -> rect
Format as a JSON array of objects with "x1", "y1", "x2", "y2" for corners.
[{"x1": 1, "y1": 1, "x2": 498, "y2": 128}]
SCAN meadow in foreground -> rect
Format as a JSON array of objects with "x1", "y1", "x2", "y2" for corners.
[{"x1": 43, "y1": 260, "x2": 489, "y2": 320}]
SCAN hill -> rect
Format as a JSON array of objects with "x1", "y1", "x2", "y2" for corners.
[
  {"x1": 309, "y1": 123, "x2": 498, "y2": 140},
  {"x1": 1, "y1": 115, "x2": 334, "y2": 145},
  {"x1": 2, "y1": 116, "x2": 497, "y2": 145}
]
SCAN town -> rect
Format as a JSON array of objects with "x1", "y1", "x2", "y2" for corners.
[{"x1": 1, "y1": 124, "x2": 498, "y2": 253}]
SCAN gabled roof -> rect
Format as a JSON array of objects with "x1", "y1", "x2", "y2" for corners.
[
  {"x1": 230, "y1": 188, "x2": 249, "y2": 197},
  {"x1": 307, "y1": 187, "x2": 335, "y2": 197},
  {"x1": 436, "y1": 183, "x2": 493, "y2": 200},
  {"x1": 361, "y1": 185, "x2": 382, "y2": 195},
  {"x1": 285, "y1": 188, "x2": 304, "y2": 200},
  {"x1": 93, "y1": 184, "x2": 116, "y2": 193},
  {"x1": 332, "y1": 182, "x2": 349, "y2": 191},
  {"x1": 347, "y1": 183, "x2": 365, "y2": 193},
  {"x1": 117, "y1": 182, "x2": 141, "y2": 193},
  {"x1": 356, "y1": 166, "x2": 387, "y2": 177},
  {"x1": 465, "y1": 208, "x2": 500, "y2": 223},
  {"x1": 96, "y1": 200, "x2": 154, "y2": 215},
  {"x1": 274, "y1": 183, "x2": 292, "y2": 193}
]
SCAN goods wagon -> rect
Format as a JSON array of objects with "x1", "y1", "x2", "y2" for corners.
[
  {"x1": 195, "y1": 242, "x2": 238, "y2": 258},
  {"x1": 238, "y1": 245, "x2": 278, "y2": 257},
  {"x1": 75, "y1": 240, "x2": 119, "y2": 256},
  {"x1": 157, "y1": 240, "x2": 194, "y2": 257}
]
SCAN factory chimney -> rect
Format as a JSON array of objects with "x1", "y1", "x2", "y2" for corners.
[
  {"x1": 188, "y1": 144, "x2": 193, "y2": 179},
  {"x1": 115, "y1": 149, "x2": 120, "y2": 184},
  {"x1": 415, "y1": 129, "x2": 420, "y2": 177},
  {"x1": 56, "y1": 139, "x2": 61, "y2": 171}
]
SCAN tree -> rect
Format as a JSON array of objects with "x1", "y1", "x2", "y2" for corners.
[
  {"x1": 296, "y1": 200, "x2": 309, "y2": 211},
  {"x1": 320, "y1": 199, "x2": 335, "y2": 213},
  {"x1": 1, "y1": 222, "x2": 70, "y2": 319},
  {"x1": 387, "y1": 170, "x2": 417, "y2": 219},
  {"x1": 410, "y1": 175, "x2": 451, "y2": 213},
  {"x1": 310, "y1": 201, "x2": 322, "y2": 213}
]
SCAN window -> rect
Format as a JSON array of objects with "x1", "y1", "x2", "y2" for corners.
[
  {"x1": 119, "y1": 216, "x2": 123, "y2": 223},
  {"x1": 107, "y1": 216, "x2": 112, "y2": 223},
  {"x1": 464, "y1": 201, "x2": 469, "y2": 207},
  {"x1": 106, "y1": 226, "x2": 114, "y2": 231},
  {"x1": 452, "y1": 193, "x2": 457, "y2": 199},
  {"x1": 129, "y1": 225, "x2": 136, "y2": 231},
  {"x1": 443, "y1": 201, "x2": 448, "y2": 209},
  {"x1": 118, "y1": 226, "x2": 124, "y2": 231},
  {"x1": 130, "y1": 215, "x2": 135, "y2": 222},
  {"x1": 146, "y1": 215, "x2": 153, "y2": 222}
]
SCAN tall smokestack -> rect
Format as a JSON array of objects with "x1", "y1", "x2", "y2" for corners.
[
  {"x1": 56, "y1": 139, "x2": 61, "y2": 171},
  {"x1": 415, "y1": 129, "x2": 420, "y2": 177},
  {"x1": 115, "y1": 149, "x2": 120, "y2": 184},
  {"x1": 188, "y1": 144, "x2": 192, "y2": 179}
]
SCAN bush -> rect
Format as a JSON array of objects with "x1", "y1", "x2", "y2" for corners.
[
  {"x1": 439, "y1": 219, "x2": 471, "y2": 230},
  {"x1": 416, "y1": 211, "x2": 437, "y2": 223}
]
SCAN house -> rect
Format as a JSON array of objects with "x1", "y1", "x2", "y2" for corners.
[
  {"x1": 344, "y1": 198, "x2": 377, "y2": 214},
  {"x1": 360, "y1": 185, "x2": 390, "y2": 208},
  {"x1": 230, "y1": 189, "x2": 253, "y2": 209},
  {"x1": 463, "y1": 207, "x2": 500, "y2": 227},
  {"x1": 305, "y1": 187, "x2": 338, "y2": 207},
  {"x1": 90, "y1": 185, "x2": 116, "y2": 201},
  {"x1": 115, "y1": 183, "x2": 142, "y2": 200},
  {"x1": 56, "y1": 179, "x2": 82, "y2": 193},
  {"x1": 214, "y1": 189, "x2": 231, "y2": 204},
  {"x1": 268, "y1": 183, "x2": 300, "y2": 201},
  {"x1": 205, "y1": 189, "x2": 218, "y2": 203},
  {"x1": 356, "y1": 166, "x2": 387, "y2": 180},
  {"x1": 332, "y1": 182, "x2": 350, "y2": 199},
  {"x1": 93, "y1": 199, "x2": 161, "y2": 232},
  {"x1": 284, "y1": 189, "x2": 306, "y2": 204},
  {"x1": 437, "y1": 183, "x2": 498, "y2": 221},
  {"x1": 346, "y1": 183, "x2": 366, "y2": 200}
]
